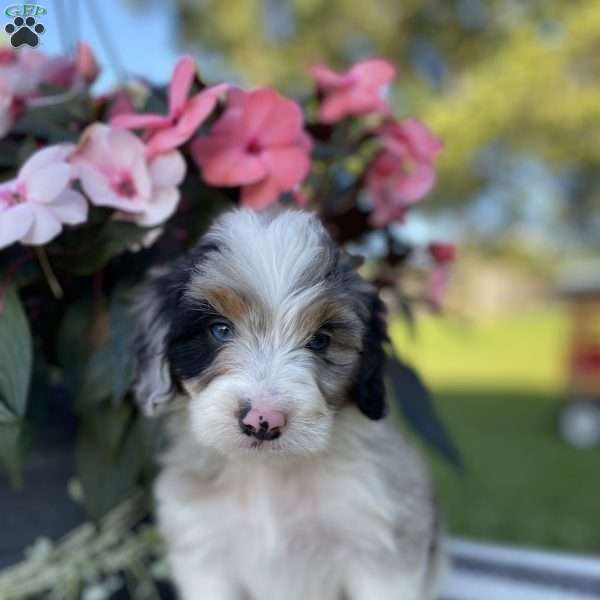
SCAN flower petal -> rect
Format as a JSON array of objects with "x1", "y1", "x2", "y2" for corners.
[
  {"x1": 0, "y1": 204, "x2": 34, "y2": 249},
  {"x1": 241, "y1": 88, "x2": 279, "y2": 140},
  {"x1": 241, "y1": 176, "x2": 282, "y2": 209},
  {"x1": 175, "y1": 87, "x2": 224, "y2": 135},
  {"x1": 211, "y1": 88, "x2": 246, "y2": 137},
  {"x1": 319, "y1": 88, "x2": 388, "y2": 123},
  {"x1": 192, "y1": 136, "x2": 267, "y2": 186},
  {"x1": 75, "y1": 42, "x2": 100, "y2": 83},
  {"x1": 48, "y1": 188, "x2": 88, "y2": 224},
  {"x1": 350, "y1": 59, "x2": 396, "y2": 88},
  {"x1": 77, "y1": 163, "x2": 134, "y2": 211},
  {"x1": 146, "y1": 128, "x2": 183, "y2": 158},
  {"x1": 27, "y1": 162, "x2": 71, "y2": 203},
  {"x1": 19, "y1": 144, "x2": 74, "y2": 181},
  {"x1": 134, "y1": 187, "x2": 180, "y2": 227},
  {"x1": 149, "y1": 150, "x2": 186, "y2": 188},
  {"x1": 256, "y1": 94, "x2": 304, "y2": 147},
  {"x1": 169, "y1": 56, "x2": 195, "y2": 117},
  {"x1": 111, "y1": 113, "x2": 169, "y2": 130},
  {"x1": 393, "y1": 118, "x2": 443, "y2": 163},
  {"x1": 105, "y1": 127, "x2": 148, "y2": 168},
  {"x1": 20, "y1": 204, "x2": 62, "y2": 245},
  {"x1": 392, "y1": 163, "x2": 437, "y2": 203},
  {"x1": 310, "y1": 64, "x2": 352, "y2": 89},
  {"x1": 261, "y1": 147, "x2": 310, "y2": 190},
  {"x1": 146, "y1": 88, "x2": 224, "y2": 157}
]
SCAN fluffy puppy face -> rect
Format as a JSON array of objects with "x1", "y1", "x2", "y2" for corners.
[{"x1": 134, "y1": 209, "x2": 387, "y2": 457}]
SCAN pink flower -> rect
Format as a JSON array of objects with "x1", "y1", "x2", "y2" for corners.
[
  {"x1": 0, "y1": 50, "x2": 41, "y2": 139},
  {"x1": 74, "y1": 42, "x2": 100, "y2": 84},
  {"x1": 424, "y1": 241, "x2": 456, "y2": 309},
  {"x1": 366, "y1": 117, "x2": 442, "y2": 226},
  {"x1": 0, "y1": 48, "x2": 43, "y2": 97},
  {"x1": 71, "y1": 124, "x2": 185, "y2": 227},
  {"x1": 102, "y1": 90, "x2": 136, "y2": 121},
  {"x1": 311, "y1": 59, "x2": 396, "y2": 123},
  {"x1": 428, "y1": 242, "x2": 456, "y2": 264},
  {"x1": 111, "y1": 56, "x2": 228, "y2": 158},
  {"x1": 0, "y1": 145, "x2": 88, "y2": 249},
  {"x1": 424, "y1": 264, "x2": 451, "y2": 310},
  {"x1": 192, "y1": 88, "x2": 312, "y2": 208},
  {"x1": 40, "y1": 43, "x2": 100, "y2": 88}
]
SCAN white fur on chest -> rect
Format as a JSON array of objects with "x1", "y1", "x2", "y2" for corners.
[{"x1": 155, "y1": 409, "x2": 435, "y2": 599}]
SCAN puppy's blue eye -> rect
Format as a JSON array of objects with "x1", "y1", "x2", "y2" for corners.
[
  {"x1": 306, "y1": 332, "x2": 330, "y2": 352},
  {"x1": 209, "y1": 321, "x2": 234, "y2": 342}
]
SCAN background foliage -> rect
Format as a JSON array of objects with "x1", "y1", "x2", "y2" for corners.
[{"x1": 169, "y1": 0, "x2": 600, "y2": 243}]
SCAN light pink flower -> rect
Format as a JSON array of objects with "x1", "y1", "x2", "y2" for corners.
[
  {"x1": 366, "y1": 117, "x2": 442, "y2": 226},
  {"x1": 311, "y1": 58, "x2": 396, "y2": 123},
  {"x1": 0, "y1": 46, "x2": 100, "y2": 139},
  {"x1": 192, "y1": 88, "x2": 312, "y2": 208},
  {"x1": 0, "y1": 48, "x2": 43, "y2": 97},
  {"x1": 0, "y1": 49, "x2": 43, "y2": 138},
  {"x1": 111, "y1": 56, "x2": 228, "y2": 158},
  {"x1": 0, "y1": 145, "x2": 87, "y2": 249},
  {"x1": 71, "y1": 124, "x2": 185, "y2": 227}
]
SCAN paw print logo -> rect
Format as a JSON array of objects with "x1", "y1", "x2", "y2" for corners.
[{"x1": 5, "y1": 16, "x2": 45, "y2": 48}]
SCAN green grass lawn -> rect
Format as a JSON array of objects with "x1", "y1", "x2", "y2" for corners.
[{"x1": 390, "y1": 307, "x2": 600, "y2": 554}]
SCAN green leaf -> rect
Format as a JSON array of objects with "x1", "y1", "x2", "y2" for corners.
[
  {"x1": 75, "y1": 406, "x2": 148, "y2": 520},
  {"x1": 57, "y1": 300, "x2": 94, "y2": 396},
  {"x1": 76, "y1": 286, "x2": 136, "y2": 409},
  {"x1": 53, "y1": 221, "x2": 158, "y2": 276},
  {"x1": 387, "y1": 356, "x2": 463, "y2": 471},
  {"x1": 0, "y1": 287, "x2": 32, "y2": 422},
  {"x1": 108, "y1": 287, "x2": 137, "y2": 404},
  {"x1": 0, "y1": 421, "x2": 28, "y2": 488}
]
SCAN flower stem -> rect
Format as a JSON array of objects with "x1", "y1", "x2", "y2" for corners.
[{"x1": 35, "y1": 247, "x2": 64, "y2": 300}]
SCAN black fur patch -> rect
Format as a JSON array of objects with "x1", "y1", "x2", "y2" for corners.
[
  {"x1": 135, "y1": 241, "x2": 224, "y2": 396},
  {"x1": 165, "y1": 298, "x2": 224, "y2": 382},
  {"x1": 350, "y1": 292, "x2": 388, "y2": 420}
]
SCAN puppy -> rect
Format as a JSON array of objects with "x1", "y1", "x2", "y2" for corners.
[{"x1": 134, "y1": 208, "x2": 442, "y2": 600}]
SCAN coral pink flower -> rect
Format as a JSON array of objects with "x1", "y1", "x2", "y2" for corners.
[
  {"x1": 111, "y1": 56, "x2": 228, "y2": 158},
  {"x1": 366, "y1": 117, "x2": 442, "y2": 226},
  {"x1": 192, "y1": 88, "x2": 312, "y2": 208},
  {"x1": 0, "y1": 145, "x2": 87, "y2": 248},
  {"x1": 311, "y1": 59, "x2": 395, "y2": 123},
  {"x1": 71, "y1": 124, "x2": 185, "y2": 227}
]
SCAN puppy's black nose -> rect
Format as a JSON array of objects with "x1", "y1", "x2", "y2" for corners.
[{"x1": 238, "y1": 402, "x2": 287, "y2": 441}]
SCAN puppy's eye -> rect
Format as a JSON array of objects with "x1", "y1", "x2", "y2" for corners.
[
  {"x1": 209, "y1": 321, "x2": 234, "y2": 342},
  {"x1": 306, "y1": 332, "x2": 330, "y2": 352}
]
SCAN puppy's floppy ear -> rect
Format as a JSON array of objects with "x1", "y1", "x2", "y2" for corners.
[
  {"x1": 350, "y1": 290, "x2": 389, "y2": 420},
  {"x1": 132, "y1": 256, "x2": 193, "y2": 416}
]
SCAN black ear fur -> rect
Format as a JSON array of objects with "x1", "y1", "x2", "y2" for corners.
[
  {"x1": 351, "y1": 292, "x2": 389, "y2": 420},
  {"x1": 132, "y1": 242, "x2": 219, "y2": 415}
]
